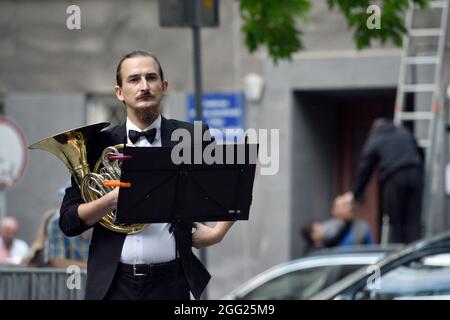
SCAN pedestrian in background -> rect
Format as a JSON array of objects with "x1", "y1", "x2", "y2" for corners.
[
  {"x1": 339, "y1": 118, "x2": 423, "y2": 244},
  {"x1": 0, "y1": 216, "x2": 29, "y2": 265}
]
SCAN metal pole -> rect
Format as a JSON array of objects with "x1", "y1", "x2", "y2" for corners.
[
  {"x1": 192, "y1": 0, "x2": 207, "y2": 299},
  {"x1": 380, "y1": 215, "x2": 390, "y2": 245},
  {"x1": 0, "y1": 189, "x2": 6, "y2": 222},
  {"x1": 445, "y1": 86, "x2": 450, "y2": 230},
  {"x1": 193, "y1": 26, "x2": 203, "y2": 122}
]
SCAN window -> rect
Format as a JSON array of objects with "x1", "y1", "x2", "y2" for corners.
[
  {"x1": 354, "y1": 253, "x2": 450, "y2": 300},
  {"x1": 240, "y1": 264, "x2": 366, "y2": 300}
]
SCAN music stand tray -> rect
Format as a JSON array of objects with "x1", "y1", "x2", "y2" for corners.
[{"x1": 115, "y1": 144, "x2": 257, "y2": 224}]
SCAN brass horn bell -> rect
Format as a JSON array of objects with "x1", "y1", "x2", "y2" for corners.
[{"x1": 29, "y1": 122, "x2": 147, "y2": 234}]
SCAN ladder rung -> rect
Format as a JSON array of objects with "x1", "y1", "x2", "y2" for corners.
[
  {"x1": 429, "y1": 1, "x2": 447, "y2": 8},
  {"x1": 404, "y1": 56, "x2": 439, "y2": 64},
  {"x1": 397, "y1": 111, "x2": 434, "y2": 121},
  {"x1": 409, "y1": 29, "x2": 443, "y2": 37},
  {"x1": 418, "y1": 139, "x2": 431, "y2": 148},
  {"x1": 402, "y1": 84, "x2": 436, "y2": 92},
  {"x1": 415, "y1": 0, "x2": 447, "y2": 8}
]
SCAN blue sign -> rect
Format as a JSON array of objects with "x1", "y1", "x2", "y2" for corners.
[{"x1": 187, "y1": 92, "x2": 245, "y2": 143}]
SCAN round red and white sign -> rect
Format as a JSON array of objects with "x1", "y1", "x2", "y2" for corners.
[{"x1": 0, "y1": 117, "x2": 28, "y2": 188}]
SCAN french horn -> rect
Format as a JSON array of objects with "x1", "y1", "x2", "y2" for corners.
[{"x1": 29, "y1": 122, "x2": 147, "y2": 234}]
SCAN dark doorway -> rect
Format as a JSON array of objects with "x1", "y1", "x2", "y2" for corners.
[
  {"x1": 333, "y1": 89, "x2": 395, "y2": 242},
  {"x1": 291, "y1": 88, "x2": 395, "y2": 258}
]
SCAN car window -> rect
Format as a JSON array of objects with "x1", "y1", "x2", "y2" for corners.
[
  {"x1": 339, "y1": 264, "x2": 367, "y2": 280},
  {"x1": 240, "y1": 264, "x2": 366, "y2": 300},
  {"x1": 354, "y1": 253, "x2": 450, "y2": 300}
]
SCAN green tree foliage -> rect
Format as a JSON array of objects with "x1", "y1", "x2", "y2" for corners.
[{"x1": 240, "y1": 0, "x2": 430, "y2": 63}]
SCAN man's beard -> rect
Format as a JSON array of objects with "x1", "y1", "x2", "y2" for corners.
[{"x1": 133, "y1": 104, "x2": 160, "y2": 124}]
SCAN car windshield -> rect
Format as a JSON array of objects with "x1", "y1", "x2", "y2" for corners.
[
  {"x1": 355, "y1": 253, "x2": 450, "y2": 300},
  {"x1": 240, "y1": 263, "x2": 365, "y2": 300}
]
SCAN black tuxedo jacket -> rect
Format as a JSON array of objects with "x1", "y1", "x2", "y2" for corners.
[{"x1": 59, "y1": 117, "x2": 211, "y2": 300}]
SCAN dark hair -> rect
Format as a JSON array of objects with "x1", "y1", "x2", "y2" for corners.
[
  {"x1": 371, "y1": 118, "x2": 388, "y2": 131},
  {"x1": 300, "y1": 222, "x2": 315, "y2": 245},
  {"x1": 115, "y1": 50, "x2": 164, "y2": 86}
]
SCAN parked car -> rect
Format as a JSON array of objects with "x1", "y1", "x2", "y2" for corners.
[
  {"x1": 311, "y1": 231, "x2": 450, "y2": 300},
  {"x1": 222, "y1": 245, "x2": 401, "y2": 300}
]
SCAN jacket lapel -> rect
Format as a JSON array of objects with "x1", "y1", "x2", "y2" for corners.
[
  {"x1": 108, "y1": 123, "x2": 127, "y2": 145},
  {"x1": 161, "y1": 116, "x2": 178, "y2": 147}
]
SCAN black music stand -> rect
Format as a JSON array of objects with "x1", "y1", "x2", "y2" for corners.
[{"x1": 115, "y1": 143, "x2": 258, "y2": 224}]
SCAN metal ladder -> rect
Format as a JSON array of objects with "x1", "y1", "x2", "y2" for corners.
[
  {"x1": 386, "y1": 0, "x2": 449, "y2": 243},
  {"x1": 394, "y1": 0, "x2": 449, "y2": 148}
]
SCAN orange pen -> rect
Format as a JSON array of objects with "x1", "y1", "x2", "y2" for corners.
[{"x1": 103, "y1": 180, "x2": 132, "y2": 188}]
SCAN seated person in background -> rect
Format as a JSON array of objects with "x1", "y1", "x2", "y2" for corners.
[
  {"x1": 0, "y1": 216, "x2": 29, "y2": 265},
  {"x1": 301, "y1": 195, "x2": 373, "y2": 254},
  {"x1": 331, "y1": 194, "x2": 373, "y2": 247},
  {"x1": 301, "y1": 219, "x2": 346, "y2": 252},
  {"x1": 45, "y1": 211, "x2": 90, "y2": 268},
  {"x1": 23, "y1": 209, "x2": 57, "y2": 267}
]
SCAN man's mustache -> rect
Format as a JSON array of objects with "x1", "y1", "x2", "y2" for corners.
[{"x1": 137, "y1": 92, "x2": 154, "y2": 100}]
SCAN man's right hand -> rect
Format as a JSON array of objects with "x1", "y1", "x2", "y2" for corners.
[
  {"x1": 104, "y1": 187, "x2": 119, "y2": 211},
  {"x1": 78, "y1": 187, "x2": 120, "y2": 226},
  {"x1": 332, "y1": 192, "x2": 354, "y2": 220}
]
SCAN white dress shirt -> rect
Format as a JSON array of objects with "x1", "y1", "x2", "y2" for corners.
[{"x1": 119, "y1": 115, "x2": 176, "y2": 264}]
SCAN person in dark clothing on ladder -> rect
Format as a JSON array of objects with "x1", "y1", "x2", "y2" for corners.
[{"x1": 340, "y1": 118, "x2": 424, "y2": 244}]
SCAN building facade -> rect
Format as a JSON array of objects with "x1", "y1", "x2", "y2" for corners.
[{"x1": 1, "y1": 0, "x2": 449, "y2": 298}]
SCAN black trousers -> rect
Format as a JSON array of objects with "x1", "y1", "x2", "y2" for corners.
[
  {"x1": 104, "y1": 259, "x2": 190, "y2": 300},
  {"x1": 381, "y1": 166, "x2": 423, "y2": 244}
]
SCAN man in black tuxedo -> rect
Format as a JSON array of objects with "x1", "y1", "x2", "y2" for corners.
[{"x1": 59, "y1": 50, "x2": 234, "y2": 300}]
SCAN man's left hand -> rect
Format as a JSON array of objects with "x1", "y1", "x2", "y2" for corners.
[
  {"x1": 191, "y1": 222, "x2": 222, "y2": 249},
  {"x1": 332, "y1": 192, "x2": 354, "y2": 220}
]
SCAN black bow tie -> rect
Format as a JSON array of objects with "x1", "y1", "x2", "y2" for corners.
[{"x1": 128, "y1": 128, "x2": 157, "y2": 144}]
